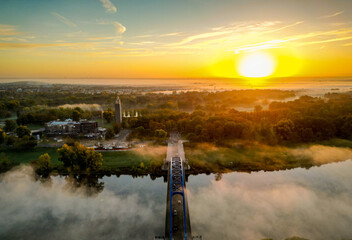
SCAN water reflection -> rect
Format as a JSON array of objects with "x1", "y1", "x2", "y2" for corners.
[
  {"x1": 0, "y1": 166, "x2": 165, "y2": 240},
  {"x1": 1, "y1": 161, "x2": 352, "y2": 240},
  {"x1": 188, "y1": 160, "x2": 352, "y2": 240}
]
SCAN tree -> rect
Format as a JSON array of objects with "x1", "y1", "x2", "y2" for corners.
[
  {"x1": 15, "y1": 125, "x2": 31, "y2": 138},
  {"x1": 134, "y1": 126, "x2": 145, "y2": 138},
  {"x1": 72, "y1": 110, "x2": 81, "y2": 121},
  {"x1": 4, "y1": 120, "x2": 17, "y2": 132},
  {"x1": 105, "y1": 128, "x2": 115, "y2": 140},
  {"x1": 0, "y1": 152, "x2": 11, "y2": 172},
  {"x1": 33, "y1": 153, "x2": 51, "y2": 175},
  {"x1": 6, "y1": 100, "x2": 20, "y2": 111},
  {"x1": 274, "y1": 119, "x2": 295, "y2": 141},
  {"x1": 103, "y1": 110, "x2": 114, "y2": 123},
  {"x1": 57, "y1": 143, "x2": 103, "y2": 171},
  {"x1": 14, "y1": 136, "x2": 37, "y2": 150},
  {"x1": 155, "y1": 129, "x2": 167, "y2": 138},
  {"x1": 0, "y1": 129, "x2": 5, "y2": 144},
  {"x1": 6, "y1": 136, "x2": 16, "y2": 146},
  {"x1": 113, "y1": 123, "x2": 121, "y2": 134},
  {"x1": 254, "y1": 105, "x2": 263, "y2": 112}
]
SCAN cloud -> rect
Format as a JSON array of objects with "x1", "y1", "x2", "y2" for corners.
[
  {"x1": 0, "y1": 42, "x2": 96, "y2": 49},
  {"x1": 170, "y1": 30, "x2": 233, "y2": 46},
  {"x1": 86, "y1": 36, "x2": 122, "y2": 42},
  {"x1": 263, "y1": 21, "x2": 304, "y2": 34},
  {"x1": 229, "y1": 28, "x2": 352, "y2": 54},
  {"x1": 0, "y1": 166, "x2": 164, "y2": 240},
  {"x1": 160, "y1": 32, "x2": 182, "y2": 37},
  {"x1": 134, "y1": 34, "x2": 154, "y2": 39},
  {"x1": 321, "y1": 11, "x2": 344, "y2": 19},
  {"x1": 99, "y1": 0, "x2": 117, "y2": 13},
  {"x1": 0, "y1": 24, "x2": 35, "y2": 42},
  {"x1": 51, "y1": 12, "x2": 77, "y2": 27},
  {"x1": 96, "y1": 20, "x2": 126, "y2": 34},
  {"x1": 166, "y1": 21, "x2": 297, "y2": 48},
  {"x1": 112, "y1": 21, "x2": 126, "y2": 34},
  {"x1": 188, "y1": 160, "x2": 352, "y2": 239},
  {"x1": 0, "y1": 42, "x2": 64, "y2": 49},
  {"x1": 343, "y1": 42, "x2": 352, "y2": 47},
  {"x1": 130, "y1": 41, "x2": 155, "y2": 45},
  {"x1": 0, "y1": 24, "x2": 21, "y2": 36}
]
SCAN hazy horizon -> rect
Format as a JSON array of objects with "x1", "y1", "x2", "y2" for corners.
[{"x1": 1, "y1": 77, "x2": 352, "y2": 90}]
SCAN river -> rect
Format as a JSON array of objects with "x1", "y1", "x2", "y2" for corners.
[{"x1": 1, "y1": 160, "x2": 352, "y2": 240}]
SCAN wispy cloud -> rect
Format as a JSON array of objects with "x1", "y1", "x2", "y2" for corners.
[
  {"x1": 0, "y1": 42, "x2": 95, "y2": 49},
  {"x1": 0, "y1": 24, "x2": 21, "y2": 36},
  {"x1": 87, "y1": 36, "x2": 122, "y2": 41},
  {"x1": 263, "y1": 21, "x2": 304, "y2": 34},
  {"x1": 170, "y1": 30, "x2": 233, "y2": 46},
  {"x1": 51, "y1": 12, "x2": 77, "y2": 27},
  {"x1": 99, "y1": 0, "x2": 117, "y2": 13},
  {"x1": 112, "y1": 21, "x2": 126, "y2": 34},
  {"x1": 95, "y1": 19, "x2": 126, "y2": 34},
  {"x1": 130, "y1": 41, "x2": 155, "y2": 45},
  {"x1": 343, "y1": 42, "x2": 352, "y2": 47},
  {"x1": 0, "y1": 24, "x2": 36, "y2": 42},
  {"x1": 134, "y1": 34, "x2": 154, "y2": 39},
  {"x1": 160, "y1": 32, "x2": 182, "y2": 37},
  {"x1": 229, "y1": 29, "x2": 352, "y2": 54},
  {"x1": 0, "y1": 42, "x2": 63, "y2": 49},
  {"x1": 168, "y1": 21, "x2": 287, "y2": 47},
  {"x1": 321, "y1": 11, "x2": 344, "y2": 19}
]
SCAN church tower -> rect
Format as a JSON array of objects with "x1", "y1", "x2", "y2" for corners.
[{"x1": 115, "y1": 96, "x2": 122, "y2": 124}]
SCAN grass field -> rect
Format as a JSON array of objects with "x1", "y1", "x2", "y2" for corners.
[
  {"x1": 100, "y1": 150, "x2": 163, "y2": 169},
  {"x1": 94, "y1": 118, "x2": 113, "y2": 129},
  {"x1": 0, "y1": 147, "x2": 163, "y2": 170},
  {"x1": 185, "y1": 139, "x2": 352, "y2": 173},
  {"x1": 27, "y1": 123, "x2": 45, "y2": 130},
  {"x1": 0, "y1": 147, "x2": 61, "y2": 165}
]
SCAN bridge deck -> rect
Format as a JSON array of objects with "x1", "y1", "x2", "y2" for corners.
[{"x1": 165, "y1": 156, "x2": 192, "y2": 240}]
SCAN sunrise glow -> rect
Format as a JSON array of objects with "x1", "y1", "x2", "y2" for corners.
[{"x1": 238, "y1": 53, "x2": 276, "y2": 78}]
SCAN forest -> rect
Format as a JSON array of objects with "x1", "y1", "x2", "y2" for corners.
[
  {"x1": 1, "y1": 86, "x2": 352, "y2": 175},
  {"x1": 1, "y1": 87, "x2": 352, "y2": 145}
]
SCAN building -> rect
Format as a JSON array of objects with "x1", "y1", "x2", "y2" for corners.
[
  {"x1": 115, "y1": 96, "x2": 122, "y2": 124},
  {"x1": 45, "y1": 119, "x2": 98, "y2": 137}
]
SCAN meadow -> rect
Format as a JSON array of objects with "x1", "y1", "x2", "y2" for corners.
[{"x1": 0, "y1": 147, "x2": 164, "y2": 172}]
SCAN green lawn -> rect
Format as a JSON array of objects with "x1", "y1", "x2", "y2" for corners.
[
  {"x1": 0, "y1": 113, "x2": 17, "y2": 122},
  {"x1": 27, "y1": 123, "x2": 45, "y2": 130},
  {"x1": 101, "y1": 151, "x2": 163, "y2": 169},
  {"x1": 0, "y1": 147, "x2": 163, "y2": 169},
  {"x1": 94, "y1": 118, "x2": 113, "y2": 129},
  {"x1": 0, "y1": 147, "x2": 61, "y2": 165}
]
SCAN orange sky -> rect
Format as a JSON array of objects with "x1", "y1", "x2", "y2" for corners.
[{"x1": 1, "y1": 0, "x2": 352, "y2": 80}]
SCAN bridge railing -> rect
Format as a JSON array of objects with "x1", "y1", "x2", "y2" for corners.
[{"x1": 169, "y1": 156, "x2": 188, "y2": 240}]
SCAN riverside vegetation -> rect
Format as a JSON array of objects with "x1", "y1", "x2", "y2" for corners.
[{"x1": 1, "y1": 86, "x2": 352, "y2": 176}]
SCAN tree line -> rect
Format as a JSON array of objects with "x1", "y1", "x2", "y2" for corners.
[{"x1": 125, "y1": 92, "x2": 352, "y2": 144}]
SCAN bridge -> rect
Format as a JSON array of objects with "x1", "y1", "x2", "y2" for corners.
[{"x1": 156, "y1": 133, "x2": 202, "y2": 240}]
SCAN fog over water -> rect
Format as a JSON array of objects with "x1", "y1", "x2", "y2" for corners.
[
  {"x1": 189, "y1": 160, "x2": 352, "y2": 240},
  {"x1": 0, "y1": 167, "x2": 166, "y2": 240},
  {"x1": 1, "y1": 161, "x2": 352, "y2": 240}
]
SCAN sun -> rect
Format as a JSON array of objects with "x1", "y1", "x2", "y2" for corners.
[{"x1": 238, "y1": 52, "x2": 276, "y2": 78}]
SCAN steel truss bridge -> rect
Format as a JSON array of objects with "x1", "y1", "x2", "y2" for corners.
[{"x1": 155, "y1": 134, "x2": 202, "y2": 240}]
